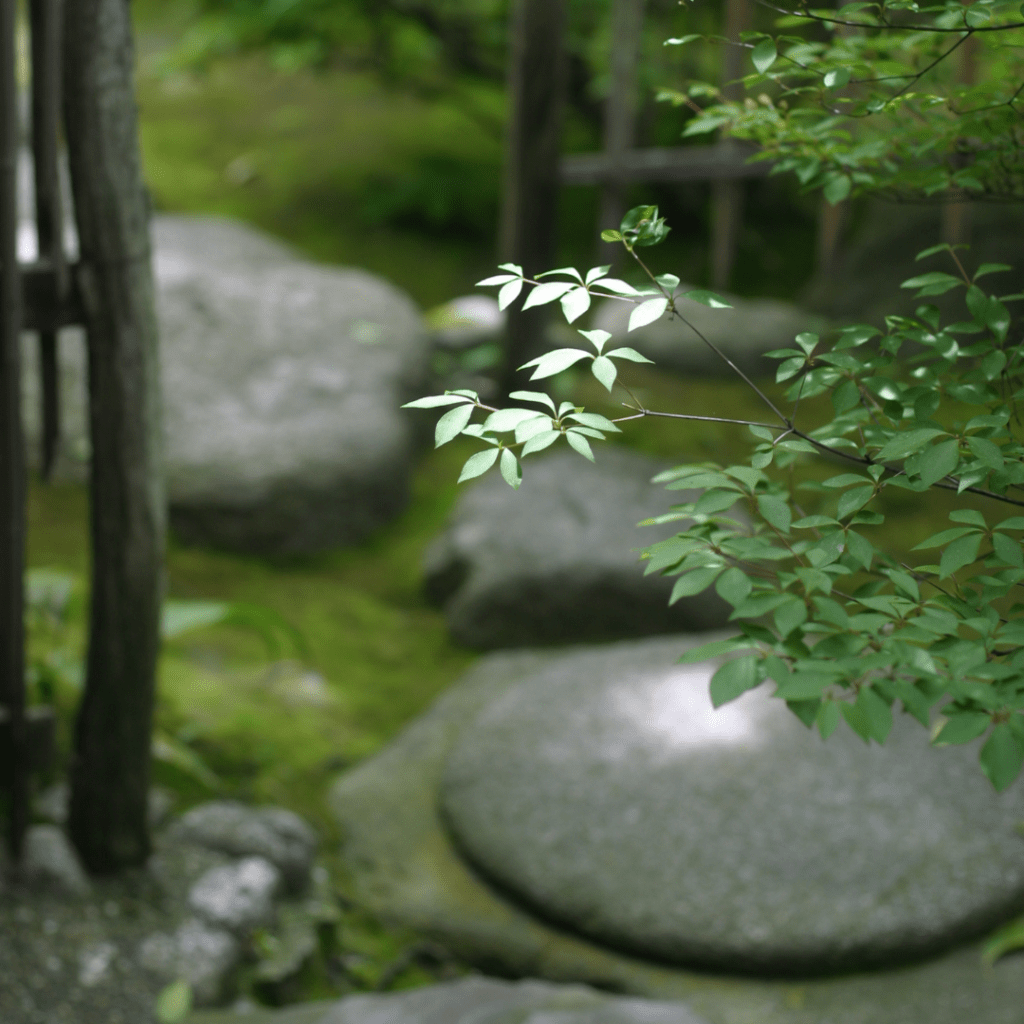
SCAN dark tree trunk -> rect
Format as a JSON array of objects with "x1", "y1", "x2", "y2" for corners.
[
  {"x1": 498, "y1": 0, "x2": 568, "y2": 396},
  {"x1": 0, "y1": 0, "x2": 28, "y2": 862},
  {"x1": 64, "y1": 0, "x2": 166, "y2": 873}
]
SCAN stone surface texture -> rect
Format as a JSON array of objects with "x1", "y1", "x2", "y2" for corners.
[
  {"x1": 425, "y1": 295, "x2": 505, "y2": 351},
  {"x1": 21, "y1": 214, "x2": 430, "y2": 553},
  {"x1": 139, "y1": 917, "x2": 241, "y2": 1008},
  {"x1": 21, "y1": 824, "x2": 92, "y2": 898},
  {"x1": 327, "y1": 638, "x2": 1024, "y2": 1024},
  {"x1": 590, "y1": 290, "x2": 825, "y2": 379},
  {"x1": 440, "y1": 638, "x2": 1024, "y2": 975},
  {"x1": 188, "y1": 857, "x2": 282, "y2": 933},
  {"x1": 422, "y1": 448, "x2": 735, "y2": 648},
  {"x1": 167, "y1": 799, "x2": 318, "y2": 893}
]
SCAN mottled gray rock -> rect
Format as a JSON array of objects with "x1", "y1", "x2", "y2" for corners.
[
  {"x1": 590, "y1": 290, "x2": 825, "y2": 379},
  {"x1": 188, "y1": 857, "x2": 281, "y2": 933},
  {"x1": 139, "y1": 917, "x2": 241, "y2": 1007},
  {"x1": 425, "y1": 294, "x2": 505, "y2": 351},
  {"x1": 423, "y1": 448, "x2": 735, "y2": 649},
  {"x1": 21, "y1": 824, "x2": 91, "y2": 898},
  {"x1": 441, "y1": 638, "x2": 1024, "y2": 975},
  {"x1": 21, "y1": 214, "x2": 430, "y2": 553},
  {"x1": 327, "y1": 639, "x2": 1024, "y2": 1024},
  {"x1": 168, "y1": 800, "x2": 318, "y2": 893},
  {"x1": 253, "y1": 903, "x2": 320, "y2": 1004},
  {"x1": 320, "y1": 977, "x2": 707, "y2": 1024}
]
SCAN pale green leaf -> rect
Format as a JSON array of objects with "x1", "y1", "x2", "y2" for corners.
[
  {"x1": 435, "y1": 403, "x2": 474, "y2": 447},
  {"x1": 561, "y1": 286, "x2": 592, "y2": 324},
  {"x1": 499, "y1": 448, "x2": 521, "y2": 489},
  {"x1": 458, "y1": 448, "x2": 499, "y2": 482},
  {"x1": 591, "y1": 355, "x2": 618, "y2": 392},
  {"x1": 629, "y1": 297, "x2": 669, "y2": 331},
  {"x1": 710, "y1": 656, "x2": 760, "y2": 707},
  {"x1": 565, "y1": 430, "x2": 595, "y2": 461}
]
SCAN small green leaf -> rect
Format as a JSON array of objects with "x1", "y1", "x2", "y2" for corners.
[
  {"x1": 677, "y1": 635, "x2": 755, "y2": 663},
  {"x1": 561, "y1": 286, "x2": 592, "y2": 324},
  {"x1": 601, "y1": 229, "x2": 624, "y2": 242},
  {"x1": 628, "y1": 297, "x2": 669, "y2": 331},
  {"x1": 817, "y1": 700, "x2": 841, "y2": 739},
  {"x1": 757, "y1": 494, "x2": 792, "y2": 533},
  {"x1": 565, "y1": 429, "x2": 595, "y2": 461},
  {"x1": 604, "y1": 346, "x2": 655, "y2": 363},
  {"x1": 933, "y1": 713, "x2": 990, "y2": 746},
  {"x1": 670, "y1": 567, "x2": 724, "y2": 603},
  {"x1": 518, "y1": 348, "x2": 592, "y2": 380},
  {"x1": 939, "y1": 531, "x2": 983, "y2": 578},
  {"x1": 509, "y1": 390, "x2": 557, "y2": 413},
  {"x1": 838, "y1": 485, "x2": 875, "y2": 520},
  {"x1": 591, "y1": 355, "x2": 618, "y2": 392},
  {"x1": 522, "y1": 281, "x2": 575, "y2": 310},
  {"x1": 577, "y1": 328, "x2": 612, "y2": 352},
  {"x1": 967, "y1": 436, "x2": 1004, "y2": 469},
  {"x1": 992, "y1": 531, "x2": 1024, "y2": 568},
  {"x1": 499, "y1": 448, "x2": 521, "y2": 489},
  {"x1": 824, "y1": 174, "x2": 851, "y2": 205},
  {"x1": 823, "y1": 67, "x2": 850, "y2": 89},
  {"x1": 916, "y1": 438, "x2": 959, "y2": 486},
  {"x1": 715, "y1": 567, "x2": 753, "y2": 607},
  {"x1": 498, "y1": 279, "x2": 524, "y2": 310},
  {"x1": 980, "y1": 723, "x2": 1024, "y2": 791},
  {"x1": 710, "y1": 656, "x2": 760, "y2": 707},
  {"x1": 402, "y1": 393, "x2": 474, "y2": 410},
  {"x1": 435, "y1": 404, "x2": 474, "y2": 447},
  {"x1": 458, "y1": 448, "x2": 500, "y2": 482},
  {"x1": 155, "y1": 980, "x2": 193, "y2": 1024},
  {"x1": 521, "y1": 430, "x2": 561, "y2": 456},
  {"x1": 751, "y1": 37, "x2": 777, "y2": 74},
  {"x1": 876, "y1": 428, "x2": 947, "y2": 462},
  {"x1": 681, "y1": 289, "x2": 732, "y2": 308},
  {"x1": 982, "y1": 914, "x2": 1024, "y2": 966}
]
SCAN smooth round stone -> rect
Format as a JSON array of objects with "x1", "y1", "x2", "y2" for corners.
[{"x1": 440, "y1": 639, "x2": 1024, "y2": 976}]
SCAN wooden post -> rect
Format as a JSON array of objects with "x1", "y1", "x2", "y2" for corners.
[
  {"x1": 710, "y1": 0, "x2": 750, "y2": 290},
  {"x1": 64, "y1": 0, "x2": 166, "y2": 872},
  {"x1": 499, "y1": 0, "x2": 569, "y2": 395},
  {"x1": 0, "y1": 0, "x2": 29, "y2": 862},
  {"x1": 816, "y1": 199, "x2": 846, "y2": 281},
  {"x1": 30, "y1": 0, "x2": 66, "y2": 480},
  {"x1": 598, "y1": 0, "x2": 646, "y2": 265}
]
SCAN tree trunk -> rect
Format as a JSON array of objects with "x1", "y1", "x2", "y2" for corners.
[
  {"x1": 64, "y1": 0, "x2": 165, "y2": 873},
  {"x1": 498, "y1": 0, "x2": 568, "y2": 395},
  {"x1": 0, "y1": 0, "x2": 28, "y2": 862}
]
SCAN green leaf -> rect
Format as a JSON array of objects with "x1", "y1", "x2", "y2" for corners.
[
  {"x1": 916, "y1": 438, "x2": 959, "y2": 486},
  {"x1": 824, "y1": 174, "x2": 851, "y2": 205},
  {"x1": 912, "y1": 526, "x2": 980, "y2": 550},
  {"x1": 402, "y1": 394, "x2": 473, "y2": 410},
  {"x1": 939, "y1": 531, "x2": 983, "y2": 578},
  {"x1": 967, "y1": 436, "x2": 1004, "y2": 469},
  {"x1": 823, "y1": 67, "x2": 850, "y2": 89},
  {"x1": 933, "y1": 712, "x2": 990, "y2": 746},
  {"x1": 483, "y1": 408, "x2": 545, "y2": 433},
  {"x1": 875, "y1": 428, "x2": 947, "y2": 462},
  {"x1": 950, "y1": 509, "x2": 987, "y2": 526},
  {"x1": 677, "y1": 635, "x2": 756, "y2": 663},
  {"x1": 522, "y1": 281, "x2": 575, "y2": 310},
  {"x1": 498, "y1": 279, "x2": 524, "y2": 310},
  {"x1": 670, "y1": 567, "x2": 724, "y2": 603},
  {"x1": 566, "y1": 412, "x2": 621, "y2": 432},
  {"x1": 521, "y1": 430, "x2": 561, "y2": 456},
  {"x1": 509, "y1": 391, "x2": 556, "y2": 413},
  {"x1": 601, "y1": 229, "x2": 624, "y2": 242},
  {"x1": 605, "y1": 346, "x2": 654, "y2": 363},
  {"x1": 858, "y1": 686, "x2": 893, "y2": 743},
  {"x1": 577, "y1": 328, "x2": 612, "y2": 352},
  {"x1": 710, "y1": 656, "x2": 760, "y2": 707},
  {"x1": 681, "y1": 289, "x2": 732, "y2": 308},
  {"x1": 715, "y1": 567, "x2": 753, "y2": 607},
  {"x1": 992, "y1": 531, "x2": 1024, "y2": 568},
  {"x1": 155, "y1": 980, "x2": 193, "y2": 1024},
  {"x1": 838, "y1": 485, "x2": 875, "y2": 520},
  {"x1": 499, "y1": 448, "x2": 521, "y2": 489},
  {"x1": 152, "y1": 733, "x2": 222, "y2": 793},
  {"x1": 591, "y1": 355, "x2": 618, "y2": 392},
  {"x1": 565, "y1": 429, "x2": 595, "y2": 461},
  {"x1": 757, "y1": 494, "x2": 792, "y2": 533},
  {"x1": 628, "y1": 297, "x2": 669, "y2": 331},
  {"x1": 519, "y1": 348, "x2": 592, "y2": 380},
  {"x1": 980, "y1": 723, "x2": 1024, "y2": 791},
  {"x1": 434, "y1": 403, "x2": 474, "y2": 447},
  {"x1": 458, "y1": 448, "x2": 499, "y2": 482},
  {"x1": 162, "y1": 601, "x2": 230, "y2": 640},
  {"x1": 982, "y1": 914, "x2": 1024, "y2": 966},
  {"x1": 774, "y1": 597, "x2": 808, "y2": 637},
  {"x1": 561, "y1": 286, "x2": 592, "y2": 324},
  {"x1": 751, "y1": 37, "x2": 777, "y2": 74},
  {"x1": 664, "y1": 34, "x2": 701, "y2": 45},
  {"x1": 900, "y1": 272, "x2": 963, "y2": 297},
  {"x1": 817, "y1": 700, "x2": 841, "y2": 739}
]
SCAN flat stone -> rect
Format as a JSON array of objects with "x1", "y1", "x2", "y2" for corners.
[
  {"x1": 327, "y1": 639, "x2": 1024, "y2": 1023},
  {"x1": 440, "y1": 638, "x2": 1024, "y2": 975},
  {"x1": 590, "y1": 290, "x2": 826, "y2": 379},
  {"x1": 423, "y1": 448, "x2": 735, "y2": 649},
  {"x1": 21, "y1": 214, "x2": 430, "y2": 553},
  {"x1": 21, "y1": 824, "x2": 91, "y2": 898},
  {"x1": 139, "y1": 917, "x2": 241, "y2": 1008},
  {"x1": 168, "y1": 800, "x2": 318, "y2": 893},
  {"x1": 188, "y1": 857, "x2": 281, "y2": 934}
]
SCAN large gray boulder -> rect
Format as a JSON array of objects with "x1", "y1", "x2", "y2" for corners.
[
  {"x1": 590, "y1": 290, "x2": 825, "y2": 379},
  {"x1": 21, "y1": 215, "x2": 430, "y2": 553},
  {"x1": 327, "y1": 638, "x2": 1024, "y2": 1024},
  {"x1": 423, "y1": 448, "x2": 735, "y2": 649},
  {"x1": 440, "y1": 639, "x2": 1024, "y2": 975}
]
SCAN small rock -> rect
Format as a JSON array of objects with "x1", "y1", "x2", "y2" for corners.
[
  {"x1": 21, "y1": 824, "x2": 91, "y2": 897},
  {"x1": 139, "y1": 917, "x2": 241, "y2": 1008},
  {"x1": 77, "y1": 942, "x2": 116, "y2": 988},
  {"x1": 425, "y1": 295, "x2": 505, "y2": 351},
  {"x1": 188, "y1": 856, "x2": 281, "y2": 933},
  {"x1": 169, "y1": 801, "x2": 318, "y2": 893}
]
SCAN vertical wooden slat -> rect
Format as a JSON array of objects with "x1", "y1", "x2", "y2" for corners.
[
  {"x1": 30, "y1": 0, "x2": 65, "y2": 480},
  {"x1": 710, "y1": 0, "x2": 750, "y2": 290},
  {"x1": 598, "y1": 0, "x2": 646, "y2": 265},
  {"x1": 0, "y1": 0, "x2": 29, "y2": 862},
  {"x1": 498, "y1": 0, "x2": 569, "y2": 395},
  {"x1": 64, "y1": 0, "x2": 165, "y2": 873}
]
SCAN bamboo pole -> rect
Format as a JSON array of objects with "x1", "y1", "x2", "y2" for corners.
[
  {"x1": 30, "y1": 0, "x2": 65, "y2": 480},
  {"x1": 0, "y1": 0, "x2": 28, "y2": 862}
]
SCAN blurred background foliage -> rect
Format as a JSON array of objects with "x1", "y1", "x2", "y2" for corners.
[{"x1": 133, "y1": 0, "x2": 819, "y2": 308}]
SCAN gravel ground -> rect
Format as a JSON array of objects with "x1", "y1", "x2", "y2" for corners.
[{"x1": 0, "y1": 834, "x2": 237, "y2": 1024}]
